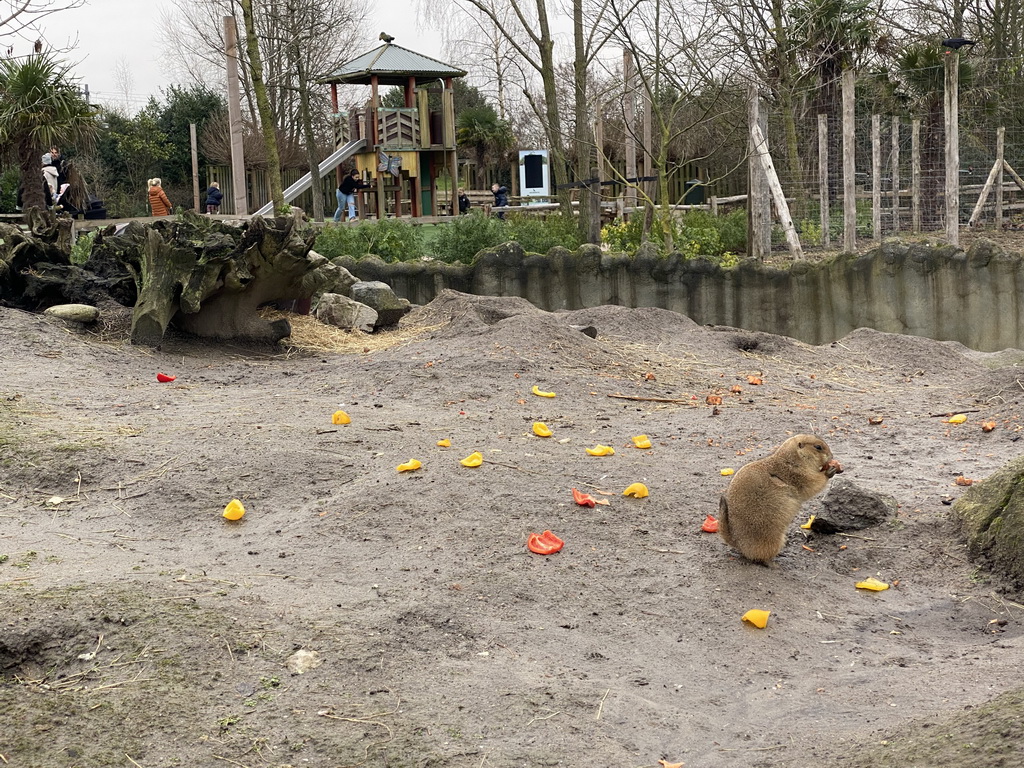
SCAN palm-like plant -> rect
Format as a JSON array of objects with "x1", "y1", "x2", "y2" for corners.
[
  {"x1": 456, "y1": 105, "x2": 515, "y2": 189},
  {"x1": 0, "y1": 53, "x2": 97, "y2": 212}
]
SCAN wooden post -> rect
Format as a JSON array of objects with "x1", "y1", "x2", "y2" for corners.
[
  {"x1": 912, "y1": 119, "x2": 921, "y2": 232},
  {"x1": 748, "y1": 84, "x2": 771, "y2": 260},
  {"x1": 190, "y1": 122, "x2": 200, "y2": 212},
  {"x1": 871, "y1": 114, "x2": 881, "y2": 241},
  {"x1": 224, "y1": 16, "x2": 247, "y2": 215},
  {"x1": 751, "y1": 124, "x2": 803, "y2": 259},
  {"x1": 818, "y1": 114, "x2": 830, "y2": 248},
  {"x1": 970, "y1": 155, "x2": 1004, "y2": 227},
  {"x1": 623, "y1": 49, "x2": 637, "y2": 214},
  {"x1": 996, "y1": 126, "x2": 1005, "y2": 228},
  {"x1": 944, "y1": 51, "x2": 960, "y2": 245},
  {"x1": 842, "y1": 68, "x2": 856, "y2": 252},
  {"x1": 891, "y1": 116, "x2": 900, "y2": 233}
]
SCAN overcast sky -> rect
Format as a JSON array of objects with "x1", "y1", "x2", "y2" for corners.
[{"x1": 31, "y1": 0, "x2": 444, "y2": 110}]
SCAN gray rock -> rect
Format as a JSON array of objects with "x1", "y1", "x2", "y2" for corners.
[
  {"x1": 811, "y1": 478, "x2": 897, "y2": 533},
  {"x1": 349, "y1": 280, "x2": 411, "y2": 328},
  {"x1": 314, "y1": 252, "x2": 357, "y2": 296},
  {"x1": 316, "y1": 293, "x2": 377, "y2": 333},
  {"x1": 44, "y1": 303, "x2": 99, "y2": 324}
]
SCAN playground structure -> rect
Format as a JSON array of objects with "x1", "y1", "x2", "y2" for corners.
[{"x1": 321, "y1": 41, "x2": 466, "y2": 219}]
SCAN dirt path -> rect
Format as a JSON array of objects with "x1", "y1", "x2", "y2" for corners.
[{"x1": 2, "y1": 292, "x2": 1022, "y2": 767}]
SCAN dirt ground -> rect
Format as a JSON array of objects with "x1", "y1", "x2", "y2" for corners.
[{"x1": 2, "y1": 289, "x2": 1024, "y2": 768}]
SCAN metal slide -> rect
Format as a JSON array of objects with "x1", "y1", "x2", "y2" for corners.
[{"x1": 253, "y1": 138, "x2": 367, "y2": 216}]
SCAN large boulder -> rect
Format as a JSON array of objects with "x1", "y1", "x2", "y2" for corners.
[
  {"x1": 955, "y1": 456, "x2": 1024, "y2": 591},
  {"x1": 349, "y1": 280, "x2": 411, "y2": 328},
  {"x1": 316, "y1": 293, "x2": 377, "y2": 332}
]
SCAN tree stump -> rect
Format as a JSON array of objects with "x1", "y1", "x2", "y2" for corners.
[{"x1": 99, "y1": 211, "x2": 344, "y2": 346}]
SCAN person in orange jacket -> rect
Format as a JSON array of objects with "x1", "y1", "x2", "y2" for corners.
[{"x1": 148, "y1": 178, "x2": 172, "y2": 216}]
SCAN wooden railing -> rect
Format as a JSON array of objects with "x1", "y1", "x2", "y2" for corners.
[{"x1": 332, "y1": 108, "x2": 422, "y2": 150}]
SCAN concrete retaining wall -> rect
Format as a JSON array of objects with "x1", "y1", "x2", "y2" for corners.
[{"x1": 334, "y1": 238, "x2": 1024, "y2": 352}]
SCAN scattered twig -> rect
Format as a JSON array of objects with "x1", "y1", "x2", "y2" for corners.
[
  {"x1": 835, "y1": 532, "x2": 878, "y2": 541},
  {"x1": 718, "y1": 744, "x2": 787, "y2": 752},
  {"x1": 650, "y1": 547, "x2": 687, "y2": 555},
  {"x1": 608, "y1": 393, "x2": 693, "y2": 404},
  {"x1": 928, "y1": 409, "x2": 981, "y2": 418},
  {"x1": 525, "y1": 709, "x2": 561, "y2": 727},
  {"x1": 595, "y1": 688, "x2": 610, "y2": 720},
  {"x1": 213, "y1": 756, "x2": 252, "y2": 768},
  {"x1": 125, "y1": 754, "x2": 143, "y2": 768},
  {"x1": 315, "y1": 429, "x2": 338, "y2": 435}
]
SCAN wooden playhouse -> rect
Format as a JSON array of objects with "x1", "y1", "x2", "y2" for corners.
[{"x1": 322, "y1": 40, "x2": 467, "y2": 218}]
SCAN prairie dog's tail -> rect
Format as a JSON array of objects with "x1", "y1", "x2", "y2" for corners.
[{"x1": 718, "y1": 495, "x2": 732, "y2": 545}]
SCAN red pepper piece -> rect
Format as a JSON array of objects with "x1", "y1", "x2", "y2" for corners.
[
  {"x1": 156, "y1": 373, "x2": 176, "y2": 382},
  {"x1": 571, "y1": 487, "x2": 596, "y2": 507},
  {"x1": 701, "y1": 514, "x2": 719, "y2": 533},
  {"x1": 527, "y1": 530, "x2": 564, "y2": 555}
]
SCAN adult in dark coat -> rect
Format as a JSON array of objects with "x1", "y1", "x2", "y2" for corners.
[{"x1": 491, "y1": 183, "x2": 508, "y2": 219}]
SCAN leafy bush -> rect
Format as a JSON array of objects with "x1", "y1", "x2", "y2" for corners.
[
  {"x1": 314, "y1": 218, "x2": 424, "y2": 263},
  {"x1": 505, "y1": 212, "x2": 581, "y2": 254},
  {"x1": 431, "y1": 211, "x2": 507, "y2": 263},
  {"x1": 70, "y1": 230, "x2": 97, "y2": 265},
  {"x1": 601, "y1": 216, "x2": 646, "y2": 252},
  {"x1": 0, "y1": 167, "x2": 18, "y2": 214},
  {"x1": 602, "y1": 208, "x2": 747, "y2": 265}
]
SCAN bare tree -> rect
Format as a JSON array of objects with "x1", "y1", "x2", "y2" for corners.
[
  {"x1": 0, "y1": 0, "x2": 84, "y2": 45},
  {"x1": 112, "y1": 55, "x2": 135, "y2": 114},
  {"x1": 237, "y1": 0, "x2": 284, "y2": 213},
  {"x1": 159, "y1": 0, "x2": 367, "y2": 147},
  {"x1": 607, "y1": 0, "x2": 743, "y2": 251}
]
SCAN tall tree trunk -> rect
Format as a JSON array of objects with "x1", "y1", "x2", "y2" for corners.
[
  {"x1": 286, "y1": 3, "x2": 323, "y2": 222},
  {"x1": 238, "y1": 0, "x2": 285, "y2": 215},
  {"x1": 534, "y1": 0, "x2": 572, "y2": 216},
  {"x1": 19, "y1": 137, "x2": 46, "y2": 212},
  {"x1": 573, "y1": 0, "x2": 600, "y2": 243}
]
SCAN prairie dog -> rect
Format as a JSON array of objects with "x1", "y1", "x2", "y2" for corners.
[{"x1": 718, "y1": 434, "x2": 841, "y2": 564}]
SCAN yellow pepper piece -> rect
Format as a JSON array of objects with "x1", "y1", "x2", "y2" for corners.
[
  {"x1": 223, "y1": 499, "x2": 246, "y2": 521},
  {"x1": 396, "y1": 459, "x2": 422, "y2": 472},
  {"x1": 531, "y1": 385, "x2": 556, "y2": 398},
  {"x1": 623, "y1": 482, "x2": 649, "y2": 498},
  {"x1": 332, "y1": 410, "x2": 351, "y2": 425},
  {"x1": 586, "y1": 444, "x2": 615, "y2": 456},
  {"x1": 533, "y1": 422, "x2": 553, "y2": 437},
  {"x1": 436, "y1": 439, "x2": 451, "y2": 447},
  {"x1": 720, "y1": 468, "x2": 735, "y2": 476},
  {"x1": 855, "y1": 577, "x2": 890, "y2": 591},
  {"x1": 460, "y1": 451, "x2": 484, "y2": 467},
  {"x1": 742, "y1": 609, "x2": 770, "y2": 628},
  {"x1": 632, "y1": 435, "x2": 652, "y2": 449},
  {"x1": 800, "y1": 514, "x2": 815, "y2": 530},
  {"x1": 946, "y1": 413, "x2": 968, "y2": 424}
]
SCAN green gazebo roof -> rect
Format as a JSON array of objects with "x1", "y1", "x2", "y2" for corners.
[{"x1": 321, "y1": 43, "x2": 467, "y2": 86}]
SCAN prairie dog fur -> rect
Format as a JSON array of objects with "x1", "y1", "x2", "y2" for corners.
[{"x1": 719, "y1": 434, "x2": 839, "y2": 564}]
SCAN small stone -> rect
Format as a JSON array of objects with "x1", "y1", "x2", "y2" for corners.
[
  {"x1": 44, "y1": 303, "x2": 99, "y2": 323},
  {"x1": 285, "y1": 649, "x2": 322, "y2": 675}
]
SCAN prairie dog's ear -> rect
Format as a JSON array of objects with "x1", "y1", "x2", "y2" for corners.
[{"x1": 797, "y1": 441, "x2": 805, "y2": 449}]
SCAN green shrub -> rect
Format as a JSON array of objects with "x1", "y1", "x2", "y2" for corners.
[
  {"x1": 0, "y1": 167, "x2": 18, "y2": 214},
  {"x1": 314, "y1": 218, "x2": 423, "y2": 263},
  {"x1": 431, "y1": 211, "x2": 507, "y2": 263},
  {"x1": 505, "y1": 212, "x2": 581, "y2": 253},
  {"x1": 70, "y1": 230, "x2": 98, "y2": 265},
  {"x1": 602, "y1": 208, "x2": 747, "y2": 264}
]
